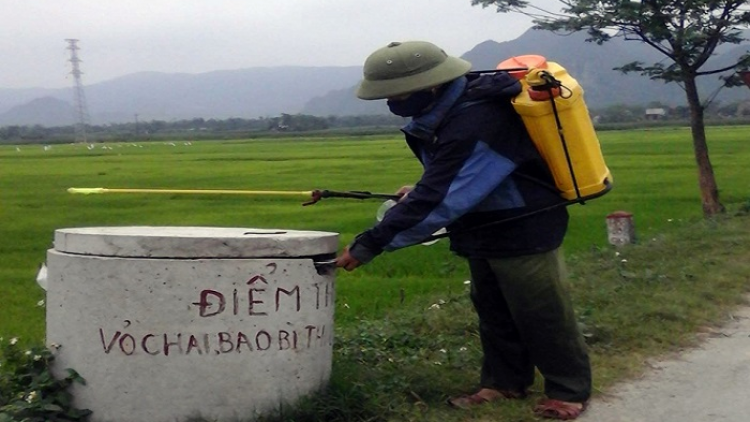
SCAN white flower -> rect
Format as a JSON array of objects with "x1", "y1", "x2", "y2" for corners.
[
  {"x1": 25, "y1": 391, "x2": 38, "y2": 403},
  {"x1": 25, "y1": 350, "x2": 32, "y2": 356},
  {"x1": 33, "y1": 355, "x2": 42, "y2": 361},
  {"x1": 433, "y1": 361, "x2": 443, "y2": 365},
  {"x1": 621, "y1": 259, "x2": 628, "y2": 263},
  {"x1": 429, "y1": 304, "x2": 441, "y2": 310},
  {"x1": 343, "y1": 303, "x2": 350, "y2": 309},
  {"x1": 667, "y1": 218, "x2": 673, "y2": 222},
  {"x1": 36, "y1": 300, "x2": 45, "y2": 307},
  {"x1": 459, "y1": 347, "x2": 468, "y2": 352},
  {"x1": 463, "y1": 280, "x2": 471, "y2": 285},
  {"x1": 9, "y1": 337, "x2": 18, "y2": 346},
  {"x1": 439, "y1": 349, "x2": 447, "y2": 354},
  {"x1": 615, "y1": 251, "x2": 621, "y2": 257}
]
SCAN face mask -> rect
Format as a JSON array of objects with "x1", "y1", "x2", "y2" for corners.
[{"x1": 387, "y1": 90, "x2": 436, "y2": 117}]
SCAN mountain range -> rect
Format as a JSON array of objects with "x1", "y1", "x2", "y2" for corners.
[{"x1": 2, "y1": 28, "x2": 750, "y2": 127}]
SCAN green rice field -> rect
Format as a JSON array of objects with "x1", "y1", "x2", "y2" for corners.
[{"x1": 1, "y1": 127, "x2": 749, "y2": 342}]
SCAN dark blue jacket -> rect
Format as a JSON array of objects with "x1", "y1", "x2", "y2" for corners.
[{"x1": 348, "y1": 72, "x2": 568, "y2": 263}]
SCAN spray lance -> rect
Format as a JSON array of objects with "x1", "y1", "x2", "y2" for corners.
[
  {"x1": 67, "y1": 187, "x2": 401, "y2": 206},
  {"x1": 67, "y1": 187, "x2": 449, "y2": 246}
]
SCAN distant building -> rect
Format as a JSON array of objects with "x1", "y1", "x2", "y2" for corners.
[{"x1": 645, "y1": 108, "x2": 667, "y2": 120}]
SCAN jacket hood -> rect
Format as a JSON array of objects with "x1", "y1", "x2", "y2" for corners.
[{"x1": 463, "y1": 71, "x2": 522, "y2": 102}]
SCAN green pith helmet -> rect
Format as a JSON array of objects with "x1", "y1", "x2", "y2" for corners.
[{"x1": 357, "y1": 41, "x2": 472, "y2": 100}]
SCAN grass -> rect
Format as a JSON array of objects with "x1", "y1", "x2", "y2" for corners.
[{"x1": 1, "y1": 126, "x2": 750, "y2": 421}]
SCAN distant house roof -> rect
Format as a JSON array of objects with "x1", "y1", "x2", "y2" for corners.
[{"x1": 645, "y1": 108, "x2": 667, "y2": 115}]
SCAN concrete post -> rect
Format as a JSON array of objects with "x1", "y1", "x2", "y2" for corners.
[
  {"x1": 46, "y1": 226, "x2": 338, "y2": 422},
  {"x1": 606, "y1": 211, "x2": 636, "y2": 246}
]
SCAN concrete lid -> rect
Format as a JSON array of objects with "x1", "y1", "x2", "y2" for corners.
[
  {"x1": 607, "y1": 210, "x2": 633, "y2": 219},
  {"x1": 53, "y1": 226, "x2": 339, "y2": 259}
]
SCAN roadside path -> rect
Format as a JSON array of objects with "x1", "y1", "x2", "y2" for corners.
[{"x1": 579, "y1": 304, "x2": 750, "y2": 422}]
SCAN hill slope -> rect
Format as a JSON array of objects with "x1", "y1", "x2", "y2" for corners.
[
  {"x1": 0, "y1": 97, "x2": 74, "y2": 127},
  {"x1": 2, "y1": 28, "x2": 749, "y2": 126},
  {"x1": 0, "y1": 66, "x2": 363, "y2": 125},
  {"x1": 302, "y1": 29, "x2": 750, "y2": 116}
]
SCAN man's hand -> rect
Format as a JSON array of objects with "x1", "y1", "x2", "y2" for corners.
[
  {"x1": 396, "y1": 185, "x2": 413, "y2": 201},
  {"x1": 336, "y1": 246, "x2": 362, "y2": 271}
]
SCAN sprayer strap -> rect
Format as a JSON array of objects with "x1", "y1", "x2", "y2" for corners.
[
  {"x1": 421, "y1": 199, "x2": 580, "y2": 243},
  {"x1": 513, "y1": 171, "x2": 562, "y2": 196}
]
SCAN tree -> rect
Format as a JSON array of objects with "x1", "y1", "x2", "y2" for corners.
[
  {"x1": 471, "y1": 0, "x2": 750, "y2": 217},
  {"x1": 594, "y1": 103, "x2": 644, "y2": 123}
]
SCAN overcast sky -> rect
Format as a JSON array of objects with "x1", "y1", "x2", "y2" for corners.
[{"x1": 0, "y1": 0, "x2": 542, "y2": 90}]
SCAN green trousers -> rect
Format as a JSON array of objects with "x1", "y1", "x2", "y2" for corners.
[{"x1": 467, "y1": 248, "x2": 592, "y2": 402}]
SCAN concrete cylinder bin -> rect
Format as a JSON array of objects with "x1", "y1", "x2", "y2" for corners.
[{"x1": 45, "y1": 226, "x2": 339, "y2": 422}]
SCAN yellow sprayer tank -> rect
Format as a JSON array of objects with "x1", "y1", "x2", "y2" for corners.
[{"x1": 497, "y1": 55, "x2": 612, "y2": 201}]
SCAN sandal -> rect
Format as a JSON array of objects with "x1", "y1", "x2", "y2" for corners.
[
  {"x1": 447, "y1": 388, "x2": 527, "y2": 409},
  {"x1": 533, "y1": 398, "x2": 588, "y2": 420}
]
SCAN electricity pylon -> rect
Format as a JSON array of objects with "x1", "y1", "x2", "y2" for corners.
[{"x1": 65, "y1": 39, "x2": 91, "y2": 143}]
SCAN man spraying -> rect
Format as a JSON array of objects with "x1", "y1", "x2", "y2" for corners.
[{"x1": 335, "y1": 41, "x2": 591, "y2": 420}]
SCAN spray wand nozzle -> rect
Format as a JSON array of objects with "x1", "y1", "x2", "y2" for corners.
[{"x1": 303, "y1": 189, "x2": 401, "y2": 206}]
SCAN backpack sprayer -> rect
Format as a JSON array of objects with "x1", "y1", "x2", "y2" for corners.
[
  {"x1": 499, "y1": 55, "x2": 612, "y2": 202},
  {"x1": 68, "y1": 55, "x2": 612, "y2": 245}
]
